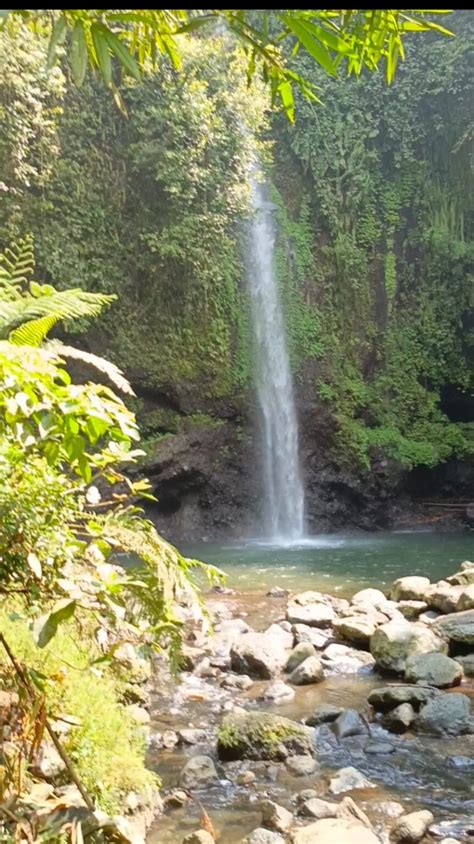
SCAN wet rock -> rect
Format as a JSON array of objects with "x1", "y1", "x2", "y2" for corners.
[
  {"x1": 180, "y1": 645, "x2": 207, "y2": 672},
  {"x1": 351, "y1": 588, "x2": 388, "y2": 608},
  {"x1": 296, "y1": 789, "x2": 319, "y2": 803},
  {"x1": 125, "y1": 705, "x2": 151, "y2": 725},
  {"x1": 332, "y1": 709, "x2": 367, "y2": 739},
  {"x1": 368, "y1": 684, "x2": 439, "y2": 711},
  {"x1": 292, "y1": 625, "x2": 334, "y2": 649},
  {"x1": 375, "y1": 802, "x2": 405, "y2": 819},
  {"x1": 321, "y1": 643, "x2": 375, "y2": 675},
  {"x1": 230, "y1": 633, "x2": 288, "y2": 679},
  {"x1": 370, "y1": 620, "x2": 447, "y2": 673},
  {"x1": 329, "y1": 766, "x2": 376, "y2": 794},
  {"x1": 333, "y1": 615, "x2": 377, "y2": 645},
  {"x1": 211, "y1": 584, "x2": 235, "y2": 595},
  {"x1": 236, "y1": 770, "x2": 256, "y2": 785},
  {"x1": 243, "y1": 829, "x2": 284, "y2": 844},
  {"x1": 390, "y1": 810, "x2": 434, "y2": 843},
  {"x1": 414, "y1": 692, "x2": 473, "y2": 736},
  {"x1": 164, "y1": 790, "x2": 189, "y2": 809},
  {"x1": 454, "y1": 654, "x2": 474, "y2": 677},
  {"x1": 300, "y1": 798, "x2": 338, "y2": 820},
  {"x1": 429, "y1": 818, "x2": 474, "y2": 840},
  {"x1": 267, "y1": 587, "x2": 289, "y2": 598},
  {"x1": 162, "y1": 730, "x2": 179, "y2": 748},
  {"x1": 179, "y1": 755, "x2": 219, "y2": 789},
  {"x1": 177, "y1": 728, "x2": 208, "y2": 745},
  {"x1": 289, "y1": 656, "x2": 324, "y2": 686},
  {"x1": 212, "y1": 619, "x2": 251, "y2": 658},
  {"x1": 290, "y1": 818, "x2": 380, "y2": 844},
  {"x1": 286, "y1": 643, "x2": 316, "y2": 672},
  {"x1": 305, "y1": 704, "x2": 343, "y2": 727},
  {"x1": 382, "y1": 703, "x2": 416, "y2": 733},
  {"x1": 261, "y1": 800, "x2": 294, "y2": 834},
  {"x1": 286, "y1": 755, "x2": 318, "y2": 776},
  {"x1": 364, "y1": 740, "x2": 396, "y2": 754},
  {"x1": 427, "y1": 582, "x2": 464, "y2": 614},
  {"x1": 433, "y1": 608, "x2": 474, "y2": 646},
  {"x1": 264, "y1": 624, "x2": 294, "y2": 649},
  {"x1": 391, "y1": 577, "x2": 430, "y2": 602},
  {"x1": 262, "y1": 680, "x2": 295, "y2": 705},
  {"x1": 183, "y1": 831, "x2": 215, "y2": 844},
  {"x1": 287, "y1": 603, "x2": 335, "y2": 628},
  {"x1": 397, "y1": 601, "x2": 428, "y2": 620},
  {"x1": 457, "y1": 584, "x2": 474, "y2": 611},
  {"x1": 405, "y1": 652, "x2": 463, "y2": 688},
  {"x1": 217, "y1": 711, "x2": 315, "y2": 761},
  {"x1": 220, "y1": 673, "x2": 254, "y2": 690}
]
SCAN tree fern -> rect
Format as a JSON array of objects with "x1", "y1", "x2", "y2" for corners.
[{"x1": 48, "y1": 340, "x2": 135, "y2": 396}]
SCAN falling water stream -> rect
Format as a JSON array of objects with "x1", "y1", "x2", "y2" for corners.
[{"x1": 247, "y1": 172, "x2": 305, "y2": 542}]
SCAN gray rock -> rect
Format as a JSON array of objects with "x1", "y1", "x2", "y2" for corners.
[
  {"x1": 264, "y1": 624, "x2": 294, "y2": 650},
  {"x1": 405, "y1": 652, "x2": 463, "y2": 688},
  {"x1": 397, "y1": 601, "x2": 428, "y2": 620},
  {"x1": 296, "y1": 789, "x2": 319, "y2": 803},
  {"x1": 164, "y1": 790, "x2": 189, "y2": 808},
  {"x1": 162, "y1": 730, "x2": 179, "y2": 748},
  {"x1": 286, "y1": 643, "x2": 317, "y2": 672},
  {"x1": 290, "y1": 818, "x2": 380, "y2": 844},
  {"x1": 382, "y1": 703, "x2": 416, "y2": 733},
  {"x1": 332, "y1": 709, "x2": 367, "y2": 739},
  {"x1": 236, "y1": 770, "x2": 256, "y2": 785},
  {"x1": 243, "y1": 830, "x2": 284, "y2": 844},
  {"x1": 230, "y1": 633, "x2": 288, "y2": 679},
  {"x1": 287, "y1": 603, "x2": 335, "y2": 628},
  {"x1": 290, "y1": 591, "x2": 331, "y2": 606},
  {"x1": 454, "y1": 654, "x2": 474, "y2": 677},
  {"x1": 333, "y1": 615, "x2": 377, "y2": 645},
  {"x1": 125, "y1": 704, "x2": 151, "y2": 725},
  {"x1": 370, "y1": 620, "x2": 448, "y2": 673},
  {"x1": 429, "y1": 818, "x2": 474, "y2": 840},
  {"x1": 321, "y1": 644, "x2": 375, "y2": 675},
  {"x1": 300, "y1": 798, "x2": 338, "y2": 819},
  {"x1": 180, "y1": 645, "x2": 207, "y2": 672},
  {"x1": 34, "y1": 740, "x2": 67, "y2": 781},
  {"x1": 262, "y1": 680, "x2": 295, "y2": 705},
  {"x1": 368, "y1": 684, "x2": 439, "y2": 711},
  {"x1": 286, "y1": 755, "x2": 318, "y2": 776},
  {"x1": 217, "y1": 711, "x2": 315, "y2": 761},
  {"x1": 457, "y1": 584, "x2": 474, "y2": 611},
  {"x1": 183, "y1": 832, "x2": 215, "y2": 844},
  {"x1": 267, "y1": 587, "x2": 289, "y2": 598},
  {"x1": 329, "y1": 767, "x2": 376, "y2": 794},
  {"x1": 179, "y1": 756, "x2": 218, "y2": 789},
  {"x1": 414, "y1": 692, "x2": 473, "y2": 736},
  {"x1": 351, "y1": 588, "x2": 388, "y2": 608},
  {"x1": 427, "y1": 582, "x2": 464, "y2": 614},
  {"x1": 261, "y1": 800, "x2": 293, "y2": 834},
  {"x1": 391, "y1": 577, "x2": 430, "y2": 602},
  {"x1": 289, "y1": 656, "x2": 324, "y2": 686},
  {"x1": 446, "y1": 562, "x2": 474, "y2": 584},
  {"x1": 221, "y1": 673, "x2": 254, "y2": 690},
  {"x1": 364, "y1": 740, "x2": 396, "y2": 754},
  {"x1": 433, "y1": 608, "x2": 474, "y2": 646},
  {"x1": 305, "y1": 704, "x2": 343, "y2": 727},
  {"x1": 177, "y1": 729, "x2": 208, "y2": 745},
  {"x1": 390, "y1": 810, "x2": 434, "y2": 843},
  {"x1": 292, "y1": 625, "x2": 334, "y2": 649}
]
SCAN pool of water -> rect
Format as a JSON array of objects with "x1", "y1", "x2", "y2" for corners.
[{"x1": 183, "y1": 530, "x2": 473, "y2": 596}]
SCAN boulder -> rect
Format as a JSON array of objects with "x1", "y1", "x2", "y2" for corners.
[
  {"x1": 329, "y1": 767, "x2": 375, "y2": 795},
  {"x1": 286, "y1": 755, "x2": 318, "y2": 776},
  {"x1": 287, "y1": 604, "x2": 335, "y2": 628},
  {"x1": 457, "y1": 584, "x2": 474, "y2": 611},
  {"x1": 290, "y1": 591, "x2": 331, "y2": 606},
  {"x1": 300, "y1": 798, "x2": 338, "y2": 820},
  {"x1": 292, "y1": 626, "x2": 334, "y2": 649},
  {"x1": 427, "y1": 582, "x2": 464, "y2": 614},
  {"x1": 244, "y1": 830, "x2": 284, "y2": 844},
  {"x1": 177, "y1": 729, "x2": 208, "y2": 745},
  {"x1": 261, "y1": 800, "x2": 293, "y2": 834},
  {"x1": 368, "y1": 685, "x2": 439, "y2": 712},
  {"x1": 236, "y1": 771, "x2": 256, "y2": 786},
  {"x1": 125, "y1": 705, "x2": 150, "y2": 725},
  {"x1": 289, "y1": 656, "x2": 324, "y2": 686},
  {"x1": 351, "y1": 588, "x2": 388, "y2": 608},
  {"x1": 262, "y1": 680, "x2": 295, "y2": 705},
  {"x1": 415, "y1": 693, "x2": 473, "y2": 736},
  {"x1": 179, "y1": 756, "x2": 218, "y2": 789},
  {"x1": 264, "y1": 624, "x2": 294, "y2": 649},
  {"x1": 446, "y1": 562, "x2": 474, "y2": 585},
  {"x1": 290, "y1": 818, "x2": 380, "y2": 844},
  {"x1": 183, "y1": 832, "x2": 215, "y2": 844},
  {"x1": 405, "y1": 653, "x2": 463, "y2": 688},
  {"x1": 391, "y1": 577, "x2": 430, "y2": 602},
  {"x1": 267, "y1": 587, "x2": 289, "y2": 598},
  {"x1": 397, "y1": 601, "x2": 428, "y2": 621},
  {"x1": 212, "y1": 619, "x2": 251, "y2": 658},
  {"x1": 286, "y1": 643, "x2": 317, "y2": 673},
  {"x1": 321, "y1": 644, "x2": 375, "y2": 675},
  {"x1": 382, "y1": 703, "x2": 416, "y2": 733},
  {"x1": 364, "y1": 740, "x2": 396, "y2": 754},
  {"x1": 454, "y1": 654, "x2": 474, "y2": 677},
  {"x1": 230, "y1": 633, "x2": 288, "y2": 679},
  {"x1": 332, "y1": 710, "x2": 367, "y2": 739},
  {"x1": 433, "y1": 609, "x2": 474, "y2": 646},
  {"x1": 390, "y1": 810, "x2": 434, "y2": 843},
  {"x1": 370, "y1": 620, "x2": 447, "y2": 673},
  {"x1": 333, "y1": 615, "x2": 377, "y2": 645},
  {"x1": 305, "y1": 704, "x2": 343, "y2": 727},
  {"x1": 217, "y1": 711, "x2": 315, "y2": 761},
  {"x1": 164, "y1": 790, "x2": 189, "y2": 809},
  {"x1": 221, "y1": 674, "x2": 254, "y2": 690}
]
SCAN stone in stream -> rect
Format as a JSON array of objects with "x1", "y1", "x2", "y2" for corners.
[
  {"x1": 457, "y1": 583, "x2": 474, "y2": 610},
  {"x1": 391, "y1": 577, "x2": 431, "y2": 602},
  {"x1": 285, "y1": 642, "x2": 316, "y2": 672},
  {"x1": 230, "y1": 632, "x2": 288, "y2": 679},
  {"x1": 262, "y1": 680, "x2": 295, "y2": 705},
  {"x1": 368, "y1": 684, "x2": 439, "y2": 711},
  {"x1": 382, "y1": 702, "x2": 416, "y2": 733},
  {"x1": 244, "y1": 830, "x2": 285, "y2": 844},
  {"x1": 321, "y1": 643, "x2": 375, "y2": 675},
  {"x1": 286, "y1": 603, "x2": 335, "y2": 628},
  {"x1": 364, "y1": 740, "x2": 396, "y2": 754},
  {"x1": 220, "y1": 673, "x2": 254, "y2": 690},
  {"x1": 332, "y1": 709, "x2": 367, "y2": 739},
  {"x1": 292, "y1": 625, "x2": 334, "y2": 649},
  {"x1": 305, "y1": 703, "x2": 343, "y2": 727},
  {"x1": 333, "y1": 615, "x2": 378, "y2": 645},
  {"x1": 285, "y1": 755, "x2": 319, "y2": 776},
  {"x1": 446, "y1": 561, "x2": 474, "y2": 585},
  {"x1": 217, "y1": 711, "x2": 315, "y2": 761},
  {"x1": 267, "y1": 586, "x2": 289, "y2": 598},
  {"x1": 299, "y1": 798, "x2": 338, "y2": 820},
  {"x1": 427, "y1": 582, "x2": 464, "y2": 614},
  {"x1": 261, "y1": 800, "x2": 294, "y2": 834},
  {"x1": 179, "y1": 755, "x2": 219, "y2": 789},
  {"x1": 290, "y1": 818, "x2": 380, "y2": 844},
  {"x1": 164, "y1": 790, "x2": 189, "y2": 808},
  {"x1": 177, "y1": 728, "x2": 208, "y2": 745},
  {"x1": 430, "y1": 819, "x2": 474, "y2": 840},
  {"x1": 433, "y1": 608, "x2": 474, "y2": 646},
  {"x1": 414, "y1": 692, "x2": 473, "y2": 736},
  {"x1": 390, "y1": 810, "x2": 434, "y2": 843},
  {"x1": 182, "y1": 832, "x2": 215, "y2": 844},
  {"x1": 404, "y1": 652, "x2": 463, "y2": 688},
  {"x1": 454, "y1": 654, "x2": 474, "y2": 677},
  {"x1": 328, "y1": 767, "x2": 376, "y2": 794},
  {"x1": 369, "y1": 620, "x2": 447, "y2": 673},
  {"x1": 236, "y1": 770, "x2": 256, "y2": 785},
  {"x1": 264, "y1": 623, "x2": 294, "y2": 649},
  {"x1": 289, "y1": 656, "x2": 324, "y2": 686},
  {"x1": 351, "y1": 588, "x2": 388, "y2": 608},
  {"x1": 397, "y1": 601, "x2": 428, "y2": 620}
]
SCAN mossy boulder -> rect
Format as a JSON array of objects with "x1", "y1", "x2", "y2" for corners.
[{"x1": 217, "y1": 711, "x2": 315, "y2": 761}]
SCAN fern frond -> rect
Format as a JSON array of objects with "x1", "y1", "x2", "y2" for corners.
[
  {"x1": 0, "y1": 288, "x2": 116, "y2": 339},
  {"x1": 9, "y1": 315, "x2": 60, "y2": 347},
  {"x1": 48, "y1": 341, "x2": 135, "y2": 396},
  {"x1": 0, "y1": 234, "x2": 34, "y2": 297}
]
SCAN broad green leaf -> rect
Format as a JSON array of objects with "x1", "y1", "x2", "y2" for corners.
[
  {"x1": 70, "y1": 20, "x2": 88, "y2": 87},
  {"x1": 278, "y1": 80, "x2": 295, "y2": 123},
  {"x1": 91, "y1": 23, "x2": 112, "y2": 86},
  {"x1": 34, "y1": 599, "x2": 77, "y2": 648},
  {"x1": 102, "y1": 29, "x2": 141, "y2": 82},
  {"x1": 47, "y1": 16, "x2": 67, "y2": 69},
  {"x1": 282, "y1": 15, "x2": 337, "y2": 77}
]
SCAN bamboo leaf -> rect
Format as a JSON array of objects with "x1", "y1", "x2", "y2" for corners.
[
  {"x1": 102, "y1": 29, "x2": 141, "y2": 82},
  {"x1": 70, "y1": 20, "x2": 88, "y2": 87},
  {"x1": 47, "y1": 16, "x2": 67, "y2": 69},
  {"x1": 91, "y1": 23, "x2": 112, "y2": 86}
]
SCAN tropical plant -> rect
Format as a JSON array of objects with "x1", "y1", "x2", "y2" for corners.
[{"x1": 1, "y1": 9, "x2": 454, "y2": 119}]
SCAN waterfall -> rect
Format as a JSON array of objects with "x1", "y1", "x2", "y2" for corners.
[{"x1": 247, "y1": 172, "x2": 305, "y2": 542}]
